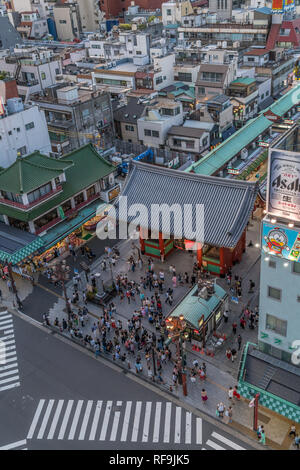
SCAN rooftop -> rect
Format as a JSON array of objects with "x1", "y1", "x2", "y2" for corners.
[
  {"x1": 0, "y1": 153, "x2": 73, "y2": 194},
  {"x1": 168, "y1": 126, "x2": 206, "y2": 138},
  {"x1": 185, "y1": 84, "x2": 300, "y2": 176},
  {"x1": 119, "y1": 161, "x2": 258, "y2": 248},
  {"x1": 169, "y1": 283, "x2": 227, "y2": 329},
  {"x1": 0, "y1": 222, "x2": 44, "y2": 265},
  {"x1": 0, "y1": 144, "x2": 115, "y2": 222},
  {"x1": 244, "y1": 48, "x2": 269, "y2": 56},
  {"x1": 230, "y1": 77, "x2": 256, "y2": 86}
]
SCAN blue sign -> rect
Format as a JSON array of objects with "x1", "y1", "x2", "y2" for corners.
[{"x1": 262, "y1": 222, "x2": 300, "y2": 262}]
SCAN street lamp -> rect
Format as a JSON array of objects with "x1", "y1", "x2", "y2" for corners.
[
  {"x1": 52, "y1": 260, "x2": 71, "y2": 320},
  {"x1": 166, "y1": 315, "x2": 188, "y2": 396}
]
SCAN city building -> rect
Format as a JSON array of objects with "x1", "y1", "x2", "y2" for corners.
[
  {"x1": 53, "y1": 2, "x2": 82, "y2": 41},
  {"x1": 0, "y1": 78, "x2": 51, "y2": 168},
  {"x1": 162, "y1": 0, "x2": 194, "y2": 25},
  {"x1": 16, "y1": 10, "x2": 49, "y2": 39},
  {"x1": 167, "y1": 124, "x2": 210, "y2": 156},
  {"x1": 137, "y1": 98, "x2": 183, "y2": 148},
  {"x1": 113, "y1": 96, "x2": 146, "y2": 143},
  {"x1": 0, "y1": 15, "x2": 23, "y2": 49},
  {"x1": 0, "y1": 46, "x2": 62, "y2": 102},
  {"x1": 99, "y1": 0, "x2": 164, "y2": 19},
  {"x1": 228, "y1": 77, "x2": 259, "y2": 128},
  {"x1": 0, "y1": 144, "x2": 119, "y2": 264},
  {"x1": 30, "y1": 83, "x2": 115, "y2": 156},
  {"x1": 208, "y1": 0, "x2": 233, "y2": 19}
]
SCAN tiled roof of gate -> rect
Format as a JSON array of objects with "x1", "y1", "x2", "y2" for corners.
[{"x1": 118, "y1": 161, "x2": 258, "y2": 248}]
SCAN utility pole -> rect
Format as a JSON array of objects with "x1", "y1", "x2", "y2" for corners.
[{"x1": 52, "y1": 260, "x2": 71, "y2": 320}]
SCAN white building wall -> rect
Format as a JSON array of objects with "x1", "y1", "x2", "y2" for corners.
[
  {"x1": 0, "y1": 105, "x2": 51, "y2": 168},
  {"x1": 153, "y1": 54, "x2": 175, "y2": 90}
]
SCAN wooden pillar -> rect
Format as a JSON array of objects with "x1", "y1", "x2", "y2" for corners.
[
  {"x1": 159, "y1": 232, "x2": 165, "y2": 262},
  {"x1": 219, "y1": 247, "x2": 225, "y2": 278},
  {"x1": 139, "y1": 227, "x2": 145, "y2": 254},
  {"x1": 242, "y1": 229, "x2": 246, "y2": 253},
  {"x1": 197, "y1": 243, "x2": 202, "y2": 267}
]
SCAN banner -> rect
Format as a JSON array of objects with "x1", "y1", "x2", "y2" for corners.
[
  {"x1": 262, "y1": 222, "x2": 300, "y2": 263},
  {"x1": 267, "y1": 149, "x2": 300, "y2": 223}
]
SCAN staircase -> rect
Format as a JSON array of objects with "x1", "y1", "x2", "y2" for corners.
[{"x1": 257, "y1": 365, "x2": 276, "y2": 390}]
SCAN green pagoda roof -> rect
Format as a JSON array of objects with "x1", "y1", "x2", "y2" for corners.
[
  {"x1": 0, "y1": 152, "x2": 73, "y2": 194},
  {"x1": 0, "y1": 144, "x2": 115, "y2": 222}
]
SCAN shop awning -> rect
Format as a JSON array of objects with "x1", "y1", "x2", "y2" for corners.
[
  {"x1": 0, "y1": 223, "x2": 45, "y2": 265},
  {"x1": 40, "y1": 200, "x2": 108, "y2": 251},
  {"x1": 168, "y1": 283, "x2": 227, "y2": 329}
]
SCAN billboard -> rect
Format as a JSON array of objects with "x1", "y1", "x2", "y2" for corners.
[
  {"x1": 262, "y1": 222, "x2": 300, "y2": 263},
  {"x1": 267, "y1": 149, "x2": 300, "y2": 223},
  {"x1": 271, "y1": 0, "x2": 294, "y2": 12}
]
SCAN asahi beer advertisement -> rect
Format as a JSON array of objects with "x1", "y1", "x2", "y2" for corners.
[
  {"x1": 267, "y1": 149, "x2": 300, "y2": 222},
  {"x1": 262, "y1": 222, "x2": 300, "y2": 263}
]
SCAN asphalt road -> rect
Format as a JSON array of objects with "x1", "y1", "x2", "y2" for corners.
[{"x1": 0, "y1": 310, "x2": 256, "y2": 451}]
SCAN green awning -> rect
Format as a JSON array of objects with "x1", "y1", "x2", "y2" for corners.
[{"x1": 0, "y1": 237, "x2": 45, "y2": 265}]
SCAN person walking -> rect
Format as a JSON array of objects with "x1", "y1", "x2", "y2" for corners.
[
  {"x1": 233, "y1": 385, "x2": 240, "y2": 401},
  {"x1": 223, "y1": 309, "x2": 229, "y2": 323},
  {"x1": 249, "y1": 279, "x2": 255, "y2": 294},
  {"x1": 295, "y1": 434, "x2": 300, "y2": 449},
  {"x1": 237, "y1": 334, "x2": 242, "y2": 350},
  {"x1": 232, "y1": 322, "x2": 237, "y2": 334},
  {"x1": 231, "y1": 348, "x2": 237, "y2": 362},
  {"x1": 289, "y1": 424, "x2": 297, "y2": 438},
  {"x1": 228, "y1": 386, "x2": 234, "y2": 402},
  {"x1": 225, "y1": 406, "x2": 233, "y2": 424},
  {"x1": 259, "y1": 429, "x2": 266, "y2": 445},
  {"x1": 217, "y1": 402, "x2": 225, "y2": 418},
  {"x1": 201, "y1": 389, "x2": 208, "y2": 403}
]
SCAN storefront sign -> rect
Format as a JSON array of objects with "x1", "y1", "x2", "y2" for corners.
[
  {"x1": 262, "y1": 221, "x2": 300, "y2": 262},
  {"x1": 267, "y1": 149, "x2": 300, "y2": 222},
  {"x1": 227, "y1": 168, "x2": 240, "y2": 175},
  {"x1": 283, "y1": 119, "x2": 294, "y2": 125},
  {"x1": 58, "y1": 206, "x2": 65, "y2": 220},
  {"x1": 258, "y1": 141, "x2": 269, "y2": 148},
  {"x1": 108, "y1": 184, "x2": 120, "y2": 202}
]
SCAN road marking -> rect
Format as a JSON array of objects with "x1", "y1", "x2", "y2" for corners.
[
  {"x1": 0, "y1": 368, "x2": 18, "y2": 378},
  {"x1": 0, "y1": 354, "x2": 17, "y2": 363},
  {"x1": 3, "y1": 330, "x2": 13, "y2": 335},
  {"x1": 0, "y1": 439, "x2": 27, "y2": 450},
  {"x1": 110, "y1": 411, "x2": 120, "y2": 441},
  {"x1": 0, "y1": 374, "x2": 19, "y2": 385},
  {"x1": 47, "y1": 400, "x2": 64, "y2": 440},
  {"x1": 78, "y1": 401, "x2": 93, "y2": 440},
  {"x1": 28, "y1": 400, "x2": 45, "y2": 439},
  {"x1": 37, "y1": 399, "x2": 54, "y2": 439},
  {"x1": 0, "y1": 321, "x2": 13, "y2": 329},
  {"x1": 196, "y1": 418, "x2": 202, "y2": 445},
  {"x1": 2, "y1": 340, "x2": 15, "y2": 347},
  {"x1": 89, "y1": 400, "x2": 102, "y2": 441},
  {"x1": 174, "y1": 407, "x2": 181, "y2": 444},
  {"x1": 0, "y1": 316, "x2": 12, "y2": 321},
  {"x1": 0, "y1": 311, "x2": 9, "y2": 316},
  {"x1": 185, "y1": 412, "x2": 192, "y2": 444},
  {"x1": 0, "y1": 362, "x2": 18, "y2": 371},
  {"x1": 206, "y1": 439, "x2": 226, "y2": 450},
  {"x1": 0, "y1": 382, "x2": 20, "y2": 392},
  {"x1": 99, "y1": 401, "x2": 112, "y2": 441},
  {"x1": 142, "y1": 402, "x2": 152, "y2": 443},
  {"x1": 58, "y1": 400, "x2": 74, "y2": 440},
  {"x1": 0, "y1": 319, "x2": 13, "y2": 325},
  {"x1": 120, "y1": 401, "x2": 132, "y2": 442},
  {"x1": 163, "y1": 402, "x2": 171, "y2": 443},
  {"x1": 68, "y1": 400, "x2": 83, "y2": 440},
  {"x1": 1, "y1": 334, "x2": 14, "y2": 341},
  {"x1": 131, "y1": 401, "x2": 142, "y2": 442},
  {"x1": 153, "y1": 402, "x2": 161, "y2": 443},
  {"x1": 211, "y1": 432, "x2": 246, "y2": 450}
]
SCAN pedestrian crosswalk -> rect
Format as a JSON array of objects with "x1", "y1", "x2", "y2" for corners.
[
  {"x1": 0, "y1": 439, "x2": 27, "y2": 450},
  {"x1": 27, "y1": 399, "x2": 204, "y2": 445},
  {"x1": 0, "y1": 310, "x2": 20, "y2": 393},
  {"x1": 203, "y1": 431, "x2": 246, "y2": 451}
]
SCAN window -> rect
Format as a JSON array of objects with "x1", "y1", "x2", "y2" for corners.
[
  {"x1": 297, "y1": 295, "x2": 300, "y2": 303},
  {"x1": 247, "y1": 57, "x2": 255, "y2": 62},
  {"x1": 2, "y1": 191, "x2": 23, "y2": 204},
  {"x1": 177, "y1": 72, "x2": 192, "y2": 82},
  {"x1": 152, "y1": 130, "x2": 159, "y2": 138},
  {"x1": 144, "y1": 129, "x2": 151, "y2": 136},
  {"x1": 74, "y1": 193, "x2": 84, "y2": 206},
  {"x1": 186, "y1": 141, "x2": 195, "y2": 149},
  {"x1": 155, "y1": 76, "x2": 163, "y2": 85},
  {"x1": 16, "y1": 127, "x2": 20, "y2": 132},
  {"x1": 175, "y1": 107, "x2": 180, "y2": 115},
  {"x1": 198, "y1": 87, "x2": 205, "y2": 95},
  {"x1": 268, "y1": 286, "x2": 281, "y2": 301},
  {"x1": 59, "y1": 20, "x2": 67, "y2": 24},
  {"x1": 28, "y1": 182, "x2": 52, "y2": 203},
  {"x1": 86, "y1": 186, "x2": 96, "y2": 199},
  {"x1": 293, "y1": 262, "x2": 300, "y2": 274},
  {"x1": 41, "y1": 72, "x2": 46, "y2": 80},
  {"x1": 8, "y1": 131, "x2": 12, "y2": 136},
  {"x1": 269, "y1": 260, "x2": 276, "y2": 269},
  {"x1": 167, "y1": 9, "x2": 172, "y2": 15},
  {"x1": 125, "y1": 125, "x2": 134, "y2": 132},
  {"x1": 202, "y1": 137, "x2": 208, "y2": 147},
  {"x1": 25, "y1": 122, "x2": 35, "y2": 131},
  {"x1": 55, "y1": 68, "x2": 60, "y2": 75},
  {"x1": 266, "y1": 90, "x2": 269, "y2": 96},
  {"x1": 266, "y1": 314, "x2": 287, "y2": 337},
  {"x1": 17, "y1": 146, "x2": 27, "y2": 156},
  {"x1": 173, "y1": 139, "x2": 182, "y2": 147}
]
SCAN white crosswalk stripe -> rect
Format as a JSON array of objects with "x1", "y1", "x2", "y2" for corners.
[
  {"x1": 26, "y1": 400, "x2": 248, "y2": 448},
  {"x1": 203, "y1": 431, "x2": 247, "y2": 451},
  {"x1": 0, "y1": 439, "x2": 27, "y2": 450},
  {"x1": 26, "y1": 399, "x2": 207, "y2": 445},
  {"x1": 0, "y1": 311, "x2": 20, "y2": 392}
]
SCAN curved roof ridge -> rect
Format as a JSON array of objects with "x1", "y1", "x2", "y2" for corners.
[
  {"x1": 25, "y1": 158, "x2": 73, "y2": 172},
  {"x1": 133, "y1": 160, "x2": 258, "y2": 188}
]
